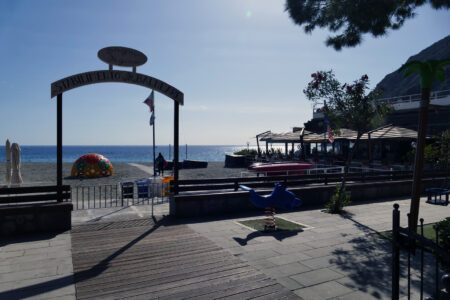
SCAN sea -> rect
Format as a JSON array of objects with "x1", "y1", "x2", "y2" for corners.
[{"x1": 0, "y1": 145, "x2": 258, "y2": 163}]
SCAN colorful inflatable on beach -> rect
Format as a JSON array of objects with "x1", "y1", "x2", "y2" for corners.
[{"x1": 71, "y1": 153, "x2": 114, "y2": 178}]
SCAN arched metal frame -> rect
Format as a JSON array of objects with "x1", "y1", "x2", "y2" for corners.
[{"x1": 51, "y1": 69, "x2": 184, "y2": 200}]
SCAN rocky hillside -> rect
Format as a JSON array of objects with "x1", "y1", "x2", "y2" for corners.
[{"x1": 375, "y1": 35, "x2": 450, "y2": 98}]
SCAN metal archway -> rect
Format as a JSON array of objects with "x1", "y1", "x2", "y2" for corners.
[{"x1": 51, "y1": 69, "x2": 184, "y2": 201}]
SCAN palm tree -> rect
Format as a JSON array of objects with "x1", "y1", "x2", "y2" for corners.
[{"x1": 398, "y1": 59, "x2": 450, "y2": 232}]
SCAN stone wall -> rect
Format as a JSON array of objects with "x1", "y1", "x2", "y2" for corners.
[
  {"x1": 172, "y1": 178, "x2": 445, "y2": 218},
  {"x1": 0, "y1": 202, "x2": 73, "y2": 236}
]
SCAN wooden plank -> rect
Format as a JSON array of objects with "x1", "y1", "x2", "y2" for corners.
[
  {"x1": 188, "y1": 278, "x2": 278, "y2": 300},
  {"x1": 75, "y1": 262, "x2": 252, "y2": 296},
  {"x1": 71, "y1": 218, "x2": 299, "y2": 300},
  {"x1": 75, "y1": 254, "x2": 243, "y2": 289},
  {"x1": 153, "y1": 274, "x2": 269, "y2": 300}
]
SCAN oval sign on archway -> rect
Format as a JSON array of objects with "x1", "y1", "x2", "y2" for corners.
[{"x1": 98, "y1": 46, "x2": 148, "y2": 67}]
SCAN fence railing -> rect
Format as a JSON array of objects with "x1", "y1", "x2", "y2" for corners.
[
  {"x1": 392, "y1": 204, "x2": 450, "y2": 299},
  {"x1": 377, "y1": 89, "x2": 450, "y2": 105},
  {"x1": 71, "y1": 182, "x2": 170, "y2": 210},
  {"x1": 172, "y1": 169, "x2": 450, "y2": 194},
  {"x1": 241, "y1": 165, "x2": 394, "y2": 178}
]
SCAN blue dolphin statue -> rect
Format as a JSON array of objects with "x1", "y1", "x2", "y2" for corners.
[{"x1": 240, "y1": 183, "x2": 302, "y2": 210}]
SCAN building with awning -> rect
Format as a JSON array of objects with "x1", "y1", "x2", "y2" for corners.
[
  {"x1": 256, "y1": 125, "x2": 424, "y2": 164},
  {"x1": 257, "y1": 128, "x2": 312, "y2": 157}
]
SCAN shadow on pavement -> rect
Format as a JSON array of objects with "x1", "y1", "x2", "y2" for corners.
[
  {"x1": 330, "y1": 213, "x2": 439, "y2": 299},
  {"x1": 0, "y1": 216, "x2": 167, "y2": 300},
  {"x1": 233, "y1": 229, "x2": 303, "y2": 246}
]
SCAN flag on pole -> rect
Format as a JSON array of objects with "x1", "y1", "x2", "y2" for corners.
[
  {"x1": 144, "y1": 90, "x2": 155, "y2": 126},
  {"x1": 150, "y1": 113, "x2": 155, "y2": 126},
  {"x1": 143, "y1": 90, "x2": 154, "y2": 112},
  {"x1": 327, "y1": 125, "x2": 334, "y2": 143}
]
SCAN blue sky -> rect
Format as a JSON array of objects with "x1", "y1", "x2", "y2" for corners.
[{"x1": 0, "y1": 1, "x2": 449, "y2": 146}]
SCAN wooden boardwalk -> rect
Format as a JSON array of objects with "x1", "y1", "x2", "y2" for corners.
[{"x1": 71, "y1": 218, "x2": 299, "y2": 300}]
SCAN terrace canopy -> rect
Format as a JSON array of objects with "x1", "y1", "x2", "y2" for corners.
[
  {"x1": 258, "y1": 128, "x2": 313, "y2": 156},
  {"x1": 356, "y1": 125, "x2": 421, "y2": 140},
  {"x1": 257, "y1": 125, "x2": 423, "y2": 163},
  {"x1": 302, "y1": 128, "x2": 357, "y2": 143},
  {"x1": 260, "y1": 125, "x2": 421, "y2": 143}
]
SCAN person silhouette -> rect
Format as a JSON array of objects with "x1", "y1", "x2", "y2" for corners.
[{"x1": 155, "y1": 152, "x2": 166, "y2": 175}]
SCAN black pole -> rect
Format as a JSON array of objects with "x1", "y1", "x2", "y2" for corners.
[
  {"x1": 324, "y1": 120, "x2": 327, "y2": 168},
  {"x1": 392, "y1": 203, "x2": 400, "y2": 300},
  {"x1": 256, "y1": 137, "x2": 261, "y2": 157},
  {"x1": 368, "y1": 133, "x2": 373, "y2": 168},
  {"x1": 174, "y1": 102, "x2": 179, "y2": 194},
  {"x1": 152, "y1": 119, "x2": 156, "y2": 176},
  {"x1": 57, "y1": 93, "x2": 63, "y2": 201},
  {"x1": 300, "y1": 135, "x2": 305, "y2": 160}
]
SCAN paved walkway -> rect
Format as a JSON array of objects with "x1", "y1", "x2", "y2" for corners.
[
  {"x1": 71, "y1": 217, "x2": 298, "y2": 299},
  {"x1": 0, "y1": 232, "x2": 75, "y2": 300},
  {"x1": 188, "y1": 196, "x2": 449, "y2": 300},
  {"x1": 0, "y1": 195, "x2": 447, "y2": 299}
]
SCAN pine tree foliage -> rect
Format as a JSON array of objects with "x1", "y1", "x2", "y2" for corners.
[{"x1": 285, "y1": 0, "x2": 450, "y2": 50}]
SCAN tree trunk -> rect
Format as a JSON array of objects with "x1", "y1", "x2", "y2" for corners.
[
  {"x1": 409, "y1": 88, "x2": 431, "y2": 233},
  {"x1": 336, "y1": 133, "x2": 363, "y2": 211}
]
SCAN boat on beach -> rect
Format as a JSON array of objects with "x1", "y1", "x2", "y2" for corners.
[{"x1": 248, "y1": 161, "x2": 315, "y2": 176}]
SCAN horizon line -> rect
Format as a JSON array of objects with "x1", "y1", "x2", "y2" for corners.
[{"x1": 13, "y1": 144, "x2": 258, "y2": 147}]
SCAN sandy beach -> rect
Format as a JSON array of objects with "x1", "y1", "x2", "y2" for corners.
[{"x1": 0, "y1": 162, "x2": 247, "y2": 187}]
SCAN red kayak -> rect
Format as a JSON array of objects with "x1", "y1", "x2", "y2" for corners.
[{"x1": 248, "y1": 162, "x2": 315, "y2": 176}]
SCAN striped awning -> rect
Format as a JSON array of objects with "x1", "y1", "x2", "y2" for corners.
[
  {"x1": 260, "y1": 129, "x2": 314, "y2": 143},
  {"x1": 303, "y1": 128, "x2": 357, "y2": 143},
  {"x1": 358, "y1": 125, "x2": 419, "y2": 140},
  {"x1": 257, "y1": 125, "x2": 421, "y2": 144}
]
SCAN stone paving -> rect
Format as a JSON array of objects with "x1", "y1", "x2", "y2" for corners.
[
  {"x1": 0, "y1": 232, "x2": 75, "y2": 300},
  {"x1": 188, "y1": 196, "x2": 449, "y2": 300}
]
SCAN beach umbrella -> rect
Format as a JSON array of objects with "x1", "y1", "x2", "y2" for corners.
[
  {"x1": 5, "y1": 139, "x2": 11, "y2": 185},
  {"x1": 11, "y1": 143, "x2": 23, "y2": 187}
]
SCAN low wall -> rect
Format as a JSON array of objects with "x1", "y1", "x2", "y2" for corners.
[
  {"x1": 0, "y1": 202, "x2": 73, "y2": 236},
  {"x1": 172, "y1": 178, "x2": 445, "y2": 218}
]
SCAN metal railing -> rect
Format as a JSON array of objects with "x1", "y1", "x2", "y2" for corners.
[
  {"x1": 377, "y1": 89, "x2": 450, "y2": 105},
  {"x1": 70, "y1": 182, "x2": 170, "y2": 210},
  {"x1": 242, "y1": 166, "x2": 392, "y2": 177},
  {"x1": 348, "y1": 166, "x2": 392, "y2": 173},
  {"x1": 313, "y1": 89, "x2": 450, "y2": 118},
  {"x1": 174, "y1": 169, "x2": 450, "y2": 194},
  {"x1": 306, "y1": 166, "x2": 345, "y2": 174},
  {"x1": 392, "y1": 204, "x2": 450, "y2": 299}
]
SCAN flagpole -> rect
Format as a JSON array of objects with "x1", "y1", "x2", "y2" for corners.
[
  {"x1": 153, "y1": 117, "x2": 156, "y2": 177},
  {"x1": 144, "y1": 90, "x2": 156, "y2": 177},
  {"x1": 323, "y1": 101, "x2": 327, "y2": 168}
]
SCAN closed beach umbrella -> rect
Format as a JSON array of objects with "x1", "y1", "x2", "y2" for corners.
[
  {"x1": 5, "y1": 139, "x2": 11, "y2": 185},
  {"x1": 11, "y1": 143, "x2": 23, "y2": 186}
]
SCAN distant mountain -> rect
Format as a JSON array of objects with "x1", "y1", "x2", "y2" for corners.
[{"x1": 375, "y1": 35, "x2": 450, "y2": 98}]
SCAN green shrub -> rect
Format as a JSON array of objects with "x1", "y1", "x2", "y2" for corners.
[
  {"x1": 326, "y1": 184, "x2": 351, "y2": 213},
  {"x1": 434, "y1": 217, "x2": 450, "y2": 270}
]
